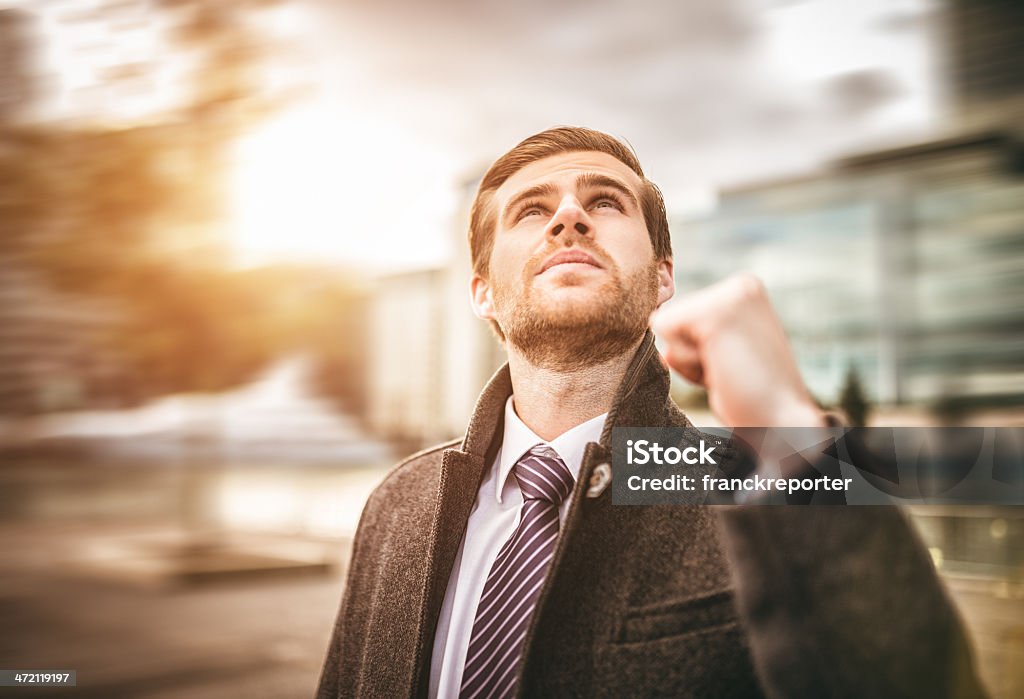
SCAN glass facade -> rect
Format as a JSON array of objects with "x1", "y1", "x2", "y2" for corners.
[{"x1": 673, "y1": 133, "x2": 1024, "y2": 411}]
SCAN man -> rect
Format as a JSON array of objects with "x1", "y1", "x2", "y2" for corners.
[{"x1": 317, "y1": 127, "x2": 985, "y2": 698}]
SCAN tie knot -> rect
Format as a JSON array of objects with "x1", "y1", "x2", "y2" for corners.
[{"x1": 514, "y1": 444, "x2": 574, "y2": 505}]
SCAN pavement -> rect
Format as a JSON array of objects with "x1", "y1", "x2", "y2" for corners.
[
  {"x1": 0, "y1": 520, "x2": 347, "y2": 699},
  {"x1": 1, "y1": 486, "x2": 1021, "y2": 698}
]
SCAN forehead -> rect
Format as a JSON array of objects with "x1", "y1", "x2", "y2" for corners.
[{"x1": 493, "y1": 150, "x2": 644, "y2": 209}]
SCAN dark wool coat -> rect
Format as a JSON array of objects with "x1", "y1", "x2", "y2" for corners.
[{"x1": 317, "y1": 331, "x2": 986, "y2": 698}]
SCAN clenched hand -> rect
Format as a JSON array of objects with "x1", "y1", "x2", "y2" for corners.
[{"x1": 650, "y1": 273, "x2": 826, "y2": 428}]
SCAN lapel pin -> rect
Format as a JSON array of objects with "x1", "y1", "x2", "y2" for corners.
[{"x1": 586, "y1": 462, "x2": 612, "y2": 498}]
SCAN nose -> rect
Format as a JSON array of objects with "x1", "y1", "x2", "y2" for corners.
[{"x1": 545, "y1": 196, "x2": 590, "y2": 240}]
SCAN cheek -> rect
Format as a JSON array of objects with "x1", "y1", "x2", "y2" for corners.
[
  {"x1": 603, "y1": 226, "x2": 654, "y2": 270},
  {"x1": 491, "y1": 237, "x2": 537, "y2": 279},
  {"x1": 486, "y1": 255, "x2": 522, "y2": 297},
  {"x1": 631, "y1": 227, "x2": 657, "y2": 264}
]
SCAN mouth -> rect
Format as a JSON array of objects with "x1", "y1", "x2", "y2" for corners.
[{"x1": 537, "y1": 250, "x2": 603, "y2": 275}]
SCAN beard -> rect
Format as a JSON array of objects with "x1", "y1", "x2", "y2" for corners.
[{"x1": 492, "y1": 244, "x2": 661, "y2": 371}]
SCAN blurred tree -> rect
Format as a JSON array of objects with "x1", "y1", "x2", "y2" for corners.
[
  {"x1": 306, "y1": 279, "x2": 370, "y2": 417},
  {"x1": 231, "y1": 264, "x2": 370, "y2": 414},
  {"x1": 839, "y1": 364, "x2": 871, "y2": 427},
  {"x1": 0, "y1": 9, "x2": 38, "y2": 124},
  {"x1": 0, "y1": 0, "x2": 359, "y2": 410}
]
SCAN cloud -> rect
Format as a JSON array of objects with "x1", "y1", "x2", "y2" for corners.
[
  {"x1": 822, "y1": 69, "x2": 904, "y2": 118},
  {"x1": 302, "y1": 0, "x2": 932, "y2": 199}
]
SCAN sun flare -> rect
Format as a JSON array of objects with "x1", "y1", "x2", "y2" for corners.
[{"x1": 227, "y1": 102, "x2": 456, "y2": 270}]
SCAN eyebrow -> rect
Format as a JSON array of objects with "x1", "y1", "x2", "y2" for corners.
[
  {"x1": 501, "y1": 182, "x2": 559, "y2": 226},
  {"x1": 576, "y1": 172, "x2": 640, "y2": 210},
  {"x1": 501, "y1": 172, "x2": 641, "y2": 226}
]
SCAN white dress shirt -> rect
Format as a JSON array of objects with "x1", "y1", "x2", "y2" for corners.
[{"x1": 428, "y1": 396, "x2": 607, "y2": 698}]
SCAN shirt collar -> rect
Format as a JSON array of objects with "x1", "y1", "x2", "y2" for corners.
[{"x1": 494, "y1": 395, "x2": 608, "y2": 505}]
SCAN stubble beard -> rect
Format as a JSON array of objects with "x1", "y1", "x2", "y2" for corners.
[{"x1": 493, "y1": 257, "x2": 661, "y2": 372}]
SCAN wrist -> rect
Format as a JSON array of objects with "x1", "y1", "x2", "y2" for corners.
[{"x1": 768, "y1": 396, "x2": 827, "y2": 429}]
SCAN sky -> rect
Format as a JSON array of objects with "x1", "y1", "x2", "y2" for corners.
[
  {"x1": 236, "y1": 0, "x2": 943, "y2": 270},
  {"x1": 6, "y1": 0, "x2": 945, "y2": 271}
]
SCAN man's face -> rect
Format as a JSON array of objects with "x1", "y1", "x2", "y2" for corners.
[{"x1": 471, "y1": 151, "x2": 674, "y2": 369}]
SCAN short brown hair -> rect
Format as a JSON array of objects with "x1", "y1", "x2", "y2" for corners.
[{"x1": 468, "y1": 126, "x2": 672, "y2": 278}]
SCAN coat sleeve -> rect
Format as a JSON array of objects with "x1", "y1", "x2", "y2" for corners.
[
  {"x1": 315, "y1": 488, "x2": 379, "y2": 699},
  {"x1": 315, "y1": 529, "x2": 360, "y2": 699},
  {"x1": 715, "y1": 504, "x2": 989, "y2": 698}
]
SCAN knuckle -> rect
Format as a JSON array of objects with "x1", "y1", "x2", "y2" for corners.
[
  {"x1": 729, "y1": 272, "x2": 765, "y2": 303},
  {"x1": 735, "y1": 272, "x2": 764, "y2": 294}
]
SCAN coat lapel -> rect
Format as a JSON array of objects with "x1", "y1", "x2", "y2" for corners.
[{"x1": 411, "y1": 365, "x2": 513, "y2": 695}]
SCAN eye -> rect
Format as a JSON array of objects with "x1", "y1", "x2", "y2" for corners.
[
  {"x1": 515, "y1": 201, "x2": 547, "y2": 222},
  {"x1": 589, "y1": 192, "x2": 624, "y2": 212}
]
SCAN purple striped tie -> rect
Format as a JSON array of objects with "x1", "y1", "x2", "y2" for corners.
[{"x1": 459, "y1": 444, "x2": 574, "y2": 699}]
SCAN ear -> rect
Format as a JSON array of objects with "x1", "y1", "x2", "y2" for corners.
[
  {"x1": 470, "y1": 273, "x2": 496, "y2": 321},
  {"x1": 655, "y1": 259, "x2": 675, "y2": 307}
]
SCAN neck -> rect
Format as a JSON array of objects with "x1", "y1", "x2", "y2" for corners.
[{"x1": 506, "y1": 334, "x2": 644, "y2": 442}]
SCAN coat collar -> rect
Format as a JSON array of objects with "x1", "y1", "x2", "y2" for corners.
[{"x1": 459, "y1": 329, "x2": 681, "y2": 458}]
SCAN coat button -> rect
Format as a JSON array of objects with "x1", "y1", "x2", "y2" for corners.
[{"x1": 586, "y1": 462, "x2": 612, "y2": 498}]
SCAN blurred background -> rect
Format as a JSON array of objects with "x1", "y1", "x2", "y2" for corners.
[{"x1": 0, "y1": 0, "x2": 1021, "y2": 696}]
